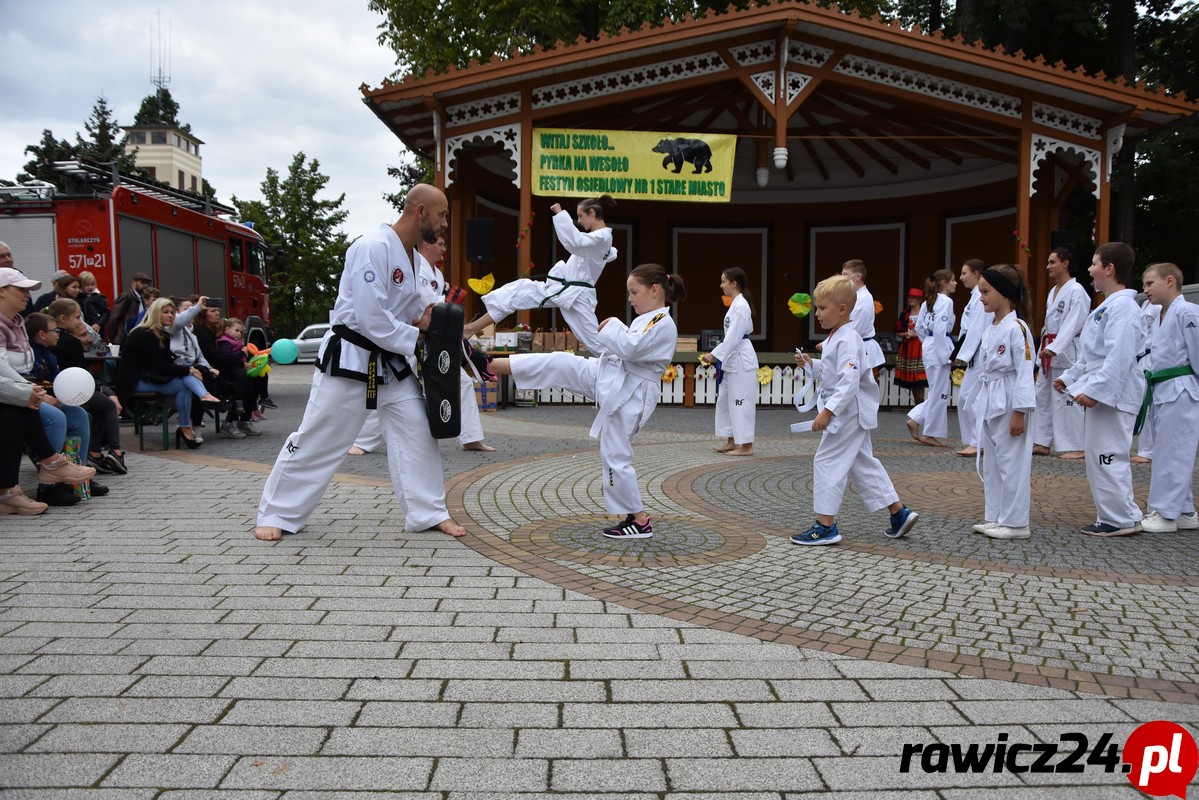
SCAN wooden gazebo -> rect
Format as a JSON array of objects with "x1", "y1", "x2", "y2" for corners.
[{"x1": 362, "y1": 1, "x2": 1196, "y2": 347}]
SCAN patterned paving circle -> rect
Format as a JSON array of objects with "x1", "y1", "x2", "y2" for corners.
[{"x1": 509, "y1": 515, "x2": 765, "y2": 568}]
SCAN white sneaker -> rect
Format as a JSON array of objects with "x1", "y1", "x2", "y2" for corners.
[
  {"x1": 1177, "y1": 512, "x2": 1199, "y2": 531},
  {"x1": 1141, "y1": 511, "x2": 1178, "y2": 533},
  {"x1": 972, "y1": 521, "x2": 998, "y2": 534},
  {"x1": 984, "y1": 525, "x2": 1030, "y2": 539}
]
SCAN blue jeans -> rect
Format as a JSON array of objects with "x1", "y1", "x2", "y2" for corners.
[
  {"x1": 135, "y1": 375, "x2": 208, "y2": 427},
  {"x1": 39, "y1": 402, "x2": 91, "y2": 460}
]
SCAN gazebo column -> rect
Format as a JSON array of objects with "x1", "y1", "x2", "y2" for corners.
[
  {"x1": 1015, "y1": 115, "x2": 1033, "y2": 271},
  {"x1": 517, "y1": 97, "x2": 533, "y2": 329}
]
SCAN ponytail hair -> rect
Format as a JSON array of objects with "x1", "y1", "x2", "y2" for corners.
[
  {"x1": 721, "y1": 267, "x2": 754, "y2": 317},
  {"x1": 631, "y1": 263, "x2": 686, "y2": 305},
  {"x1": 923, "y1": 268, "x2": 954, "y2": 315},
  {"x1": 577, "y1": 194, "x2": 616, "y2": 221}
]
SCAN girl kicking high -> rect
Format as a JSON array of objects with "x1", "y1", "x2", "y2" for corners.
[{"x1": 491, "y1": 264, "x2": 685, "y2": 539}]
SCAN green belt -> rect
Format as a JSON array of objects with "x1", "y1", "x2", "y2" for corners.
[{"x1": 1135, "y1": 365, "x2": 1195, "y2": 435}]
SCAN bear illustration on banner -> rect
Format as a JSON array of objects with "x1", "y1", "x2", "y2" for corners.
[{"x1": 652, "y1": 138, "x2": 713, "y2": 174}]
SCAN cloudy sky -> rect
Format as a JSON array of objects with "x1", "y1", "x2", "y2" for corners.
[{"x1": 0, "y1": 0, "x2": 410, "y2": 234}]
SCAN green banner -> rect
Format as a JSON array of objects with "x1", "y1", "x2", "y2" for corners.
[{"x1": 532, "y1": 128, "x2": 736, "y2": 203}]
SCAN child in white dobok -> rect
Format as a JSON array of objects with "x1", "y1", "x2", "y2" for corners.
[
  {"x1": 907, "y1": 268, "x2": 958, "y2": 447},
  {"x1": 1055, "y1": 242, "x2": 1146, "y2": 537},
  {"x1": 1137, "y1": 262, "x2": 1199, "y2": 533},
  {"x1": 792, "y1": 275, "x2": 919, "y2": 546},
  {"x1": 701, "y1": 267, "x2": 757, "y2": 457},
  {"x1": 463, "y1": 196, "x2": 617, "y2": 353},
  {"x1": 491, "y1": 264, "x2": 685, "y2": 540},
  {"x1": 1032, "y1": 246, "x2": 1089, "y2": 460},
  {"x1": 962, "y1": 264, "x2": 1036, "y2": 540}
]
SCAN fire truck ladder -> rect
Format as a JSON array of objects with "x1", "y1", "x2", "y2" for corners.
[{"x1": 47, "y1": 160, "x2": 238, "y2": 217}]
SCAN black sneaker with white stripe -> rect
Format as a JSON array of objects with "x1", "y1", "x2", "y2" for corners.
[{"x1": 601, "y1": 514, "x2": 653, "y2": 540}]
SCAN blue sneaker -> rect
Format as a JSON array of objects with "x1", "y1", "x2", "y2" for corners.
[
  {"x1": 790, "y1": 522, "x2": 841, "y2": 546},
  {"x1": 886, "y1": 506, "x2": 919, "y2": 539}
]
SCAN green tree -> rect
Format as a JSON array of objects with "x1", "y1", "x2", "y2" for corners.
[
  {"x1": 384, "y1": 152, "x2": 433, "y2": 214},
  {"x1": 232, "y1": 153, "x2": 350, "y2": 333},
  {"x1": 17, "y1": 130, "x2": 79, "y2": 188},
  {"x1": 133, "y1": 87, "x2": 181, "y2": 127},
  {"x1": 76, "y1": 96, "x2": 139, "y2": 175}
]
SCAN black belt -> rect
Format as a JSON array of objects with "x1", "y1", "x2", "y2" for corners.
[{"x1": 319, "y1": 324, "x2": 413, "y2": 409}]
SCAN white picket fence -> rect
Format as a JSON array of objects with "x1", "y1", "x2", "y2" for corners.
[{"x1": 531, "y1": 364, "x2": 959, "y2": 410}]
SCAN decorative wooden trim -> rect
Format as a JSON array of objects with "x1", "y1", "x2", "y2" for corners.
[
  {"x1": 531, "y1": 51, "x2": 728, "y2": 110},
  {"x1": 445, "y1": 124, "x2": 522, "y2": 188},
  {"x1": 833, "y1": 54, "x2": 1022, "y2": 118},
  {"x1": 1032, "y1": 102, "x2": 1102, "y2": 140},
  {"x1": 1029, "y1": 133, "x2": 1101, "y2": 199}
]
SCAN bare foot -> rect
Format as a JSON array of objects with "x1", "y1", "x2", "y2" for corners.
[
  {"x1": 726, "y1": 447, "x2": 754, "y2": 457},
  {"x1": 906, "y1": 419, "x2": 920, "y2": 442},
  {"x1": 254, "y1": 526, "x2": 283, "y2": 542},
  {"x1": 955, "y1": 447, "x2": 977, "y2": 457},
  {"x1": 1032, "y1": 445, "x2": 1052, "y2": 456},
  {"x1": 713, "y1": 443, "x2": 736, "y2": 453},
  {"x1": 921, "y1": 436, "x2": 946, "y2": 447},
  {"x1": 435, "y1": 518, "x2": 467, "y2": 538},
  {"x1": 1060, "y1": 451, "x2": 1084, "y2": 460},
  {"x1": 462, "y1": 441, "x2": 495, "y2": 452},
  {"x1": 347, "y1": 446, "x2": 367, "y2": 456},
  {"x1": 1131, "y1": 455, "x2": 1151, "y2": 464}
]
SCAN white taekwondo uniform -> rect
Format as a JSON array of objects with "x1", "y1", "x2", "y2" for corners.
[
  {"x1": 257, "y1": 223, "x2": 450, "y2": 534},
  {"x1": 963, "y1": 313, "x2": 1036, "y2": 528},
  {"x1": 354, "y1": 258, "x2": 486, "y2": 456},
  {"x1": 1032, "y1": 277, "x2": 1089, "y2": 452},
  {"x1": 955, "y1": 286, "x2": 993, "y2": 448},
  {"x1": 509, "y1": 306, "x2": 676, "y2": 514},
  {"x1": 811, "y1": 324, "x2": 900, "y2": 518},
  {"x1": 908, "y1": 292, "x2": 956, "y2": 439},
  {"x1": 1060, "y1": 288, "x2": 1147, "y2": 529},
  {"x1": 851, "y1": 284, "x2": 885, "y2": 370},
  {"x1": 1143, "y1": 298, "x2": 1199, "y2": 519},
  {"x1": 482, "y1": 210, "x2": 615, "y2": 352},
  {"x1": 711, "y1": 293, "x2": 758, "y2": 445}
]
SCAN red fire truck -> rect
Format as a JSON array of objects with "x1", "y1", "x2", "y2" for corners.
[{"x1": 0, "y1": 161, "x2": 272, "y2": 344}]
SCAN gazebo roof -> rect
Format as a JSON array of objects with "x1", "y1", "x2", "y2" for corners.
[{"x1": 361, "y1": 0, "x2": 1196, "y2": 199}]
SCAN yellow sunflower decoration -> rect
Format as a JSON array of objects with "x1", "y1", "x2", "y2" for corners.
[
  {"x1": 661, "y1": 365, "x2": 679, "y2": 383},
  {"x1": 757, "y1": 366, "x2": 774, "y2": 385},
  {"x1": 467, "y1": 273, "x2": 496, "y2": 296},
  {"x1": 951, "y1": 367, "x2": 966, "y2": 386},
  {"x1": 788, "y1": 292, "x2": 812, "y2": 318}
]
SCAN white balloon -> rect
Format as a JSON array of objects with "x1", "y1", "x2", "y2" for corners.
[{"x1": 52, "y1": 367, "x2": 95, "y2": 406}]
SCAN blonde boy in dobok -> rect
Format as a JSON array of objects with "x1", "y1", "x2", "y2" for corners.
[
  {"x1": 1138, "y1": 262, "x2": 1199, "y2": 533},
  {"x1": 792, "y1": 275, "x2": 919, "y2": 546}
]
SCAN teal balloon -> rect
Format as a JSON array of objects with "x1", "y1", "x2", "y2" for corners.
[{"x1": 271, "y1": 338, "x2": 299, "y2": 364}]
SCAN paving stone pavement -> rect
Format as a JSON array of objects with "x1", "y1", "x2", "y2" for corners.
[{"x1": 1, "y1": 363, "x2": 1197, "y2": 797}]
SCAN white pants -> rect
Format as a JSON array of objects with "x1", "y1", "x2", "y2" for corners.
[
  {"x1": 979, "y1": 414, "x2": 1033, "y2": 527},
  {"x1": 957, "y1": 366, "x2": 979, "y2": 447},
  {"x1": 813, "y1": 421, "x2": 899, "y2": 517},
  {"x1": 909, "y1": 363, "x2": 950, "y2": 439},
  {"x1": 1147, "y1": 398, "x2": 1199, "y2": 518},
  {"x1": 1135, "y1": 410, "x2": 1154, "y2": 460},
  {"x1": 353, "y1": 371, "x2": 483, "y2": 452},
  {"x1": 258, "y1": 369, "x2": 449, "y2": 533},
  {"x1": 511, "y1": 352, "x2": 646, "y2": 514},
  {"x1": 714, "y1": 369, "x2": 756, "y2": 444},
  {"x1": 483, "y1": 279, "x2": 601, "y2": 353},
  {"x1": 1082, "y1": 403, "x2": 1143, "y2": 528},
  {"x1": 1033, "y1": 366, "x2": 1085, "y2": 451}
]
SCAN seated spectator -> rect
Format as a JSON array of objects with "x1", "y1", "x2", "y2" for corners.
[
  {"x1": 114, "y1": 298, "x2": 220, "y2": 450},
  {"x1": 25, "y1": 270, "x2": 71, "y2": 316},
  {"x1": 170, "y1": 296, "x2": 221, "y2": 433},
  {"x1": 45, "y1": 299, "x2": 129, "y2": 475},
  {"x1": 212, "y1": 316, "x2": 261, "y2": 437},
  {"x1": 78, "y1": 271, "x2": 110, "y2": 336},
  {"x1": 1, "y1": 355, "x2": 97, "y2": 515},
  {"x1": 24, "y1": 312, "x2": 112, "y2": 501},
  {"x1": 1, "y1": 270, "x2": 98, "y2": 509}
]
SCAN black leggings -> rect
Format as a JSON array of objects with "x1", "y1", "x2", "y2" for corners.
[
  {"x1": 1, "y1": 403, "x2": 56, "y2": 487},
  {"x1": 84, "y1": 390, "x2": 120, "y2": 454}
]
